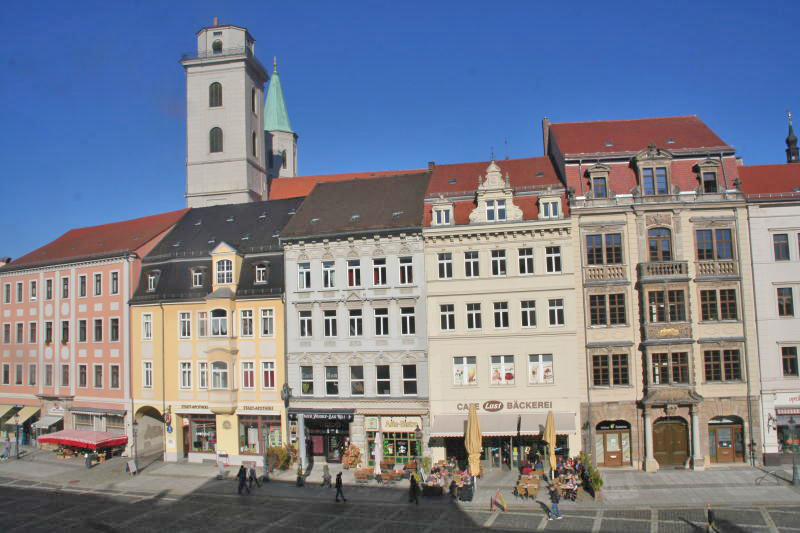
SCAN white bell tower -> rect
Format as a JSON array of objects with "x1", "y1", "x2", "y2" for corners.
[{"x1": 181, "y1": 19, "x2": 269, "y2": 207}]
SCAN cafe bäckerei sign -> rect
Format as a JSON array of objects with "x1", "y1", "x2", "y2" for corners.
[{"x1": 455, "y1": 400, "x2": 553, "y2": 412}]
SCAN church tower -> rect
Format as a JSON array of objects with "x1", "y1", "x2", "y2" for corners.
[
  {"x1": 182, "y1": 19, "x2": 269, "y2": 207},
  {"x1": 264, "y1": 58, "x2": 298, "y2": 179},
  {"x1": 787, "y1": 111, "x2": 799, "y2": 164}
]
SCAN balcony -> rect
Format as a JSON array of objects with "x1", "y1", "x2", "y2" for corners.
[
  {"x1": 638, "y1": 261, "x2": 689, "y2": 281},
  {"x1": 583, "y1": 264, "x2": 628, "y2": 283},
  {"x1": 695, "y1": 260, "x2": 738, "y2": 278}
]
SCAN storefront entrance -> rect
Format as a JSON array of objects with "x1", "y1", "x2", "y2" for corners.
[
  {"x1": 708, "y1": 416, "x2": 744, "y2": 463},
  {"x1": 595, "y1": 420, "x2": 632, "y2": 467},
  {"x1": 289, "y1": 410, "x2": 354, "y2": 464},
  {"x1": 653, "y1": 417, "x2": 689, "y2": 467}
]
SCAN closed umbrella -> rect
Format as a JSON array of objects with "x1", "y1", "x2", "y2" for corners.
[
  {"x1": 374, "y1": 431, "x2": 383, "y2": 477},
  {"x1": 543, "y1": 411, "x2": 557, "y2": 473},
  {"x1": 465, "y1": 404, "x2": 482, "y2": 477}
]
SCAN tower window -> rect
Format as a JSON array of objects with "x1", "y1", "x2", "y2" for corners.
[
  {"x1": 209, "y1": 82, "x2": 222, "y2": 107},
  {"x1": 212, "y1": 40, "x2": 222, "y2": 54},
  {"x1": 251, "y1": 88, "x2": 256, "y2": 113},
  {"x1": 210, "y1": 127, "x2": 223, "y2": 153},
  {"x1": 281, "y1": 150, "x2": 287, "y2": 169},
  {"x1": 252, "y1": 131, "x2": 257, "y2": 157}
]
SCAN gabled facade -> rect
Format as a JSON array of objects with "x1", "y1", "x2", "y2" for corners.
[
  {"x1": 281, "y1": 173, "x2": 430, "y2": 466},
  {"x1": 549, "y1": 115, "x2": 761, "y2": 471},
  {"x1": 129, "y1": 198, "x2": 301, "y2": 464},
  {"x1": 0, "y1": 209, "x2": 186, "y2": 454},
  {"x1": 423, "y1": 158, "x2": 581, "y2": 465}
]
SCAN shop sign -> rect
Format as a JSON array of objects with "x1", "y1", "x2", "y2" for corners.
[
  {"x1": 365, "y1": 416, "x2": 379, "y2": 431},
  {"x1": 289, "y1": 411, "x2": 354, "y2": 422},
  {"x1": 180, "y1": 404, "x2": 209, "y2": 410},
  {"x1": 455, "y1": 400, "x2": 553, "y2": 412},
  {"x1": 380, "y1": 416, "x2": 422, "y2": 433},
  {"x1": 48, "y1": 405, "x2": 65, "y2": 415}
]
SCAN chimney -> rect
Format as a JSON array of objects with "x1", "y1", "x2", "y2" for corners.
[
  {"x1": 427, "y1": 161, "x2": 436, "y2": 172},
  {"x1": 213, "y1": 16, "x2": 219, "y2": 26},
  {"x1": 541, "y1": 117, "x2": 551, "y2": 156}
]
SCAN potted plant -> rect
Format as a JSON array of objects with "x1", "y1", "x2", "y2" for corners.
[{"x1": 579, "y1": 452, "x2": 604, "y2": 499}]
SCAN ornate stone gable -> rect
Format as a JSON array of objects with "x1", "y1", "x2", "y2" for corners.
[{"x1": 468, "y1": 161, "x2": 523, "y2": 224}]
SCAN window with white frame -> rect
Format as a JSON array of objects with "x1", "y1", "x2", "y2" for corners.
[
  {"x1": 300, "y1": 366, "x2": 314, "y2": 394},
  {"x1": 262, "y1": 361, "x2": 275, "y2": 389},
  {"x1": 399, "y1": 256, "x2": 413, "y2": 285},
  {"x1": 111, "y1": 272, "x2": 119, "y2": 295},
  {"x1": 180, "y1": 362, "x2": 192, "y2": 389},
  {"x1": 298, "y1": 263, "x2": 311, "y2": 289},
  {"x1": 78, "y1": 275, "x2": 86, "y2": 297},
  {"x1": 3, "y1": 283, "x2": 9, "y2": 304},
  {"x1": 197, "y1": 311, "x2": 208, "y2": 337},
  {"x1": 211, "y1": 309, "x2": 228, "y2": 336},
  {"x1": 453, "y1": 356, "x2": 477, "y2": 385},
  {"x1": 28, "y1": 322, "x2": 36, "y2": 344},
  {"x1": 143, "y1": 361, "x2": 152, "y2": 388},
  {"x1": 323, "y1": 310, "x2": 337, "y2": 337},
  {"x1": 350, "y1": 366, "x2": 364, "y2": 395},
  {"x1": 58, "y1": 364, "x2": 68, "y2": 386},
  {"x1": 348, "y1": 309, "x2": 363, "y2": 336},
  {"x1": 78, "y1": 364, "x2": 87, "y2": 387},
  {"x1": 1, "y1": 363, "x2": 8, "y2": 384},
  {"x1": 198, "y1": 361, "x2": 208, "y2": 389},
  {"x1": 93, "y1": 364, "x2": 103, "y2": 388},
  {"x1": 216, "y1": 260, "x2": 233, "y2": 284},
  {"x1": 372, "y1": 258, "x2": 387, "y2": 286},
  {"x1": 545, "y1": 246, "x2": 562, "y2": 273},
  {"x1": 464, "y1": 251, "x2": 479, "y2": 277},
  {"x1": 254, "y1": 263, "x2": 269, "y2": 284},
  {"x1": 486, "y1": 199, "x2": 507, "y2": 221},
  {"x1": 401, "y1": 307, "x2": 416, "y2": 335},
  {"x1": 2, "y1": 324, "x2": 9, "y2": 344},
  {"x1": 78, "y1": 319, "x2": 86, "y2": 342},
  {"x1": 242, "y1": 361, "x2": 255, "y2": 389},
  {"x1": 438, "y1": 253, "x2": 453, "y2": 279},
  {"x1": 493, "y1": 302, "x2": 509, "y2": 328},
  {"x1": 179, "y1": 312, "x2": 191, "y2": 338},
  {"x1": 347, "y1": 259, "x2": 361, "y2": 287},
  {"x1": 192, "y1": 269, "x2": 204, "y2": 287},
  {"x1": 374, "y1": 308, "x2": 389, "y2": 336},
  {"x1": 548, "y1": 298, "x2": 565, "y2": 326},
  {"x1": 322, "y1": 261, "x2": 336, "y2": 288},
  {"x1": 45, "y1": 363, "x2": 53, "y2": 386},
  {"x1": 110, "y1": 318, "x2": 119, "y2": 342},
  {"x1": 61, "y1": 277, "x2": 69, "y2": 299},
  {"x1": 260, "y1": 308, "x2": 274, "y2": 337},
  {"x1": 528, "y1": 354, "x2": 554, "y2": 384},
  {"x1": 147, "y1": 272, "x2": 158, "y2": 292},
  {"x1": 376, "y1": 365, "x2": 391, "y2": 395},
  {"x1": 28, "y1": 363, "x2": 36, "y2": 386},
  {"x1": 299, "y1": 311, "x2": 312, "y2": 337},
  {"x1": 29, "y1": 280, "x2": 37, "y2": 301},
  {"x1": 93, "y1": 319, "x2": 103, "y2": 342},
  {"x1": 15, "y1": 282, "x2": 22, "y2": 303},
  {"x1": 94, "y1": 273, "x2": 102, "y2": 296},
  {"x1": 110, "y1": 364, "x2": 120, "y2": 389},
  {"x1": 540, "y1": 199, "x2": 559, "y2": 219},
  {"x1": 466, "y1": 303, "x2": 482, "y2": 329},
  {"x1": 240, "y1": 310, "x2": 253, "y2": 337},
  {"x1": 325, "y1": 366, "x2": 339, "y2": 395},
  {"x1": 46, "y1": 279, "x2": 53, "y2": 300},
  {"x1": 433, "y1": 206, "x2": 452, "y2": 225},
  {"x1": 403, "y1": 364, "x2": 417, "y2": 395},
  {"x1": 44, "y1": 321, "x2": 52, "y2": 344},
  {"x1": 521, "y1": 300, "x2": 536, "y2": 327},
  {"x1": 18, "y1": 323, "x2": 25, "y2": 344},
  {"x1": 490, "y1": 355, "x2": 515, "y2": 385},
  {"x1": 491, "y1": 250, "x2": 507, "y2": 276},
  {"x1": 211, "y1": 361, "x2": 228, "y2": 389},
  {"x1": 15, "y1": 363, "x2": 23, "y2": 385},
  {"x1": 518, "y1": 248, "x2": 534, "y2": 274},
  {"x1": 440, "y1": 304, "x2": 455, "y2": 331}
]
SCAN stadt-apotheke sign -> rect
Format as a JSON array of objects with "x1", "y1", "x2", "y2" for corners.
[{"x1": 455, "y1": 400, "x2": 553, "y2": 412}]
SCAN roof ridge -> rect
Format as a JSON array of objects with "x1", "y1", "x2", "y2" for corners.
[
  {"x1": 434, "y1": 156, "x2": 547, "y2": 168},
  {"x1": 61, "y1": 208, "x2": 188, "y2": 234},
  {"x1": 551, "y1": 115, "x2": 699, "y2": 126},
  {"x1": 290, "y1": 168, "x2": 425, "y2": 180}
]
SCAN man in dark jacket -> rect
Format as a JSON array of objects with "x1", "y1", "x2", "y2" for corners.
[
  {"x1": 547, "y1": 485, "x2": 563, "y2": 520},
  {"x1": 237, "y1": 465, "x2": 250, "y2": 495},
  {"x1": 409, "y1": 475, "x2": 419, "y2": 505},
  {"x1": 335, "y1": 472, "x2": 347, "y2": 502}
]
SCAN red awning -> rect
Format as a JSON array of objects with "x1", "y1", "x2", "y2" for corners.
[{"x1": 38, "y1": 429, "x2": 128, "y2": 450}]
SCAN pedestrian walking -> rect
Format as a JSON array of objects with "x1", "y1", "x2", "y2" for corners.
[
  {"x1": 248, "y1": 464, "x2": 261, "y2": 489},
  {"x1": 547, "y1": 485, "x2": 563, "y2": 520},
  {"x1": 409, "y1": 474, "x2": 419, "y2": 505},
  {"x1": 706, "y1": 504, "x2": 716, "y2": 532},
  {"x1": 335, "y1": 472, "x2": 347, "y2": 502},
  {"x1": 84, "y1": 452, "x2": 92, "y2": 469},
  {"x1": 2, "y1": 438, "x2": 10, "y2": 459},
  {"x1": 321, "y1": 464, "x2": 332, "y2": 488},
  {"x1": 237, "y1": 465, "x2": 250, "y2": 495}
]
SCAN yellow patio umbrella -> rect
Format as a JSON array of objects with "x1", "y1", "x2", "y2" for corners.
[
  {"x1": 465, "y1": 404, "x2": 482, "y2": 477},
  {"x1": 543, "y1": 411, "x2": 557, "y2": 472}
]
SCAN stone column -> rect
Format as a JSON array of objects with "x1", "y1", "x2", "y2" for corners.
[
  {"x1": 297, "y1": 413, "x2": 307, "y2": 470},
  {"x1": 644, "y1": 409, "x2": 659, "y2": 472},
  {"x1": 691, "y1": 406, "x2": 705, "y2": 470}
]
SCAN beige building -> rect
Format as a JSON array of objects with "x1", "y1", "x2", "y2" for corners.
[
  {"x1": 548, "y1": 116, "x2": 762, "y2": 470},
  {"x1": 423, "y1": 159, "x2": 582, "y2": 467}
]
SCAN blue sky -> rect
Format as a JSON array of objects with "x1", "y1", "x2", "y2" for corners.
[{"x1": 1, "y1": 0, "x2": 798, "y2": 259}]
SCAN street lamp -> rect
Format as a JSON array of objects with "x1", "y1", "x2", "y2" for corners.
[{"x1": 789, "y1": 416, "x2": 799, "y2": 486}]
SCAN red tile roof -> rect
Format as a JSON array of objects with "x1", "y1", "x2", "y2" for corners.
[
  {"x1": 550, "y1": 115, "x2": 731, "y2": 156},
  {"x1": 6, "y1": 209, "x2": 188, "y2": 269},
  {"x1": 738, "y1": 164, "x2": 800, "y2": 196},
  {"x1": 426, "y1": 157, "x2": 562, "y2": 196},
  {"x1": 269, "y1": 168, "x2": 426, "y2": 200}
]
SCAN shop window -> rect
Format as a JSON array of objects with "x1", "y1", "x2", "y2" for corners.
[
  {"x1": 490, "y1": 355, "x2": 514, "y2": 385},
  {"x1": 777, "y1": 414, "x2": 800, "y2": 454},
  {"x1": 350, "y1": 365, "x2": 364, "y2": 395},
  {"x1": 74, "y1": 414, "x2": 92, "y2": 431},
  {"x1": 325, "y1": 366, "x2": 339, "y2": 395},
  {"x1": 301, "y1": 366, "x2": 314, "y2": 394},
  {"x1": 211, "y1": 361, "x2": 228, "y2": 389},
  {"x1": 367, "y1": 430, "x2": 421, "y2": 466},
  {"x1": 595, "y1": 420, "x2": 632, "y2": 466},
  {"x1": 347, "y1": 259, "x2": 361, "y2": 287},
  {"x1": 402, "y1": 364, "x2": 417, "y2": 395},
  {"x1": 453, "y1": 356, "x2": 477, "y2": 386},
  {"x1": 106, "y1": 416, "x2": 125, "y2": 435},
  {"x1": 376, "y1": 365, "x2": 391, "y2": 395},
  {"x1": 783, "y1": 346, "x2": 799, "y2": 377},
  {"x1": 190, "y1": 416, "x2": 217, "y2": 453},
  {"x1": 528, "y1": 354, "x2": 553, "y2": 384},
  {"x1": 239, "y1": 416, "x2": 281, "y2": 455},
  {"x1": 372, "y1": 258, "x2": 387, "y2": 286},
  {"x1": 464, "y1": 251, "x2": 479, "y2": 277}
]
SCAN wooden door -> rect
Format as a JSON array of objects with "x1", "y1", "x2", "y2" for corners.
[
  {"x1": 603, "y1": 432, "x2": 623, "y2": 466},
  {"x1": 653, "y1": 419, "x2": 689, "y2": 466}
]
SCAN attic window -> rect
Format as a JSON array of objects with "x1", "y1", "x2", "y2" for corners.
[
  {"x1": 191, "y1": 268, "x2": 204, "y2": 288},
  {"x1": 350, "y1": 215, "x2": 360, "y2": 222},
  {"x1": 448, "y1": 178, "x2": 457, "y2": 184},
  {"x1": 666, "y1": 138, "x2": 676, "y2": 144},
  {"x1": 194, "y1": 220, "x2": 202, "y2": 226},
  {"x1": 392, "y1": 211, "x2": 404, "y2": 218},
  {"x1": 603, "y1": 141, "x2": 614, "y2": 147},
  {"x1": 258, "y1": 212, "x2": 267, "y2": 220},
  {"x1": 535, "y1": 172, "x2": 544, "y2": 177},
  {"x1": 311, "y1": 218, "x2": 320, "y2": 224},
  {"x1": 172, "y1": 241, "x2": 181, "y2": 248},
  {"x1": 146, "y1": 271, "x2": 160, "y2": 292},
  {"x1": 288, "y1": 210, "x2": 296, "y2": 216},
  {"x1": 226, "y1": 216, "x2": 235, "y2": 223},
  {"x1": 272, "y1": 232, "x2": 280, "y2": 238},
  {"x1": 207, "y1": 238, "x2": 216, "y2": 245},
  {"x1": 254, "y1": 262, "x2": 270, "y2": 284}
]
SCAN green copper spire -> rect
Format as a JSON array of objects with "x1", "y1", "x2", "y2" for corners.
[{"x1": 264, "y1": 57, "x2": 293, "y2": 133}]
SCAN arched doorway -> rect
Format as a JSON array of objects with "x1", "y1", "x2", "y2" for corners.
[
  {"x1": 653, "y1": 417, "x2": 688, "y2": 466},
  {"x1": 708, "y1": 416, "x2": 744, "y2": 463},
  {"x1": 134, "y1": 406, "x2": 165, "y2": 458},
  {"x1": 595, "y1": 420, "x2": 632, "y2": 467}
]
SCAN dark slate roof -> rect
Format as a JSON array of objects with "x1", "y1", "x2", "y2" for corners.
[
  {"x1": 131, "y1": 198, "x2": 302, "y2": 303},
  {"x1": 281, "y1": 172, "x2": 430, "y2": 239}
]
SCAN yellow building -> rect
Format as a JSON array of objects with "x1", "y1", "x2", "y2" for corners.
[{"x1": 130, "y1": 199, "x2": 301, "y2": 465}]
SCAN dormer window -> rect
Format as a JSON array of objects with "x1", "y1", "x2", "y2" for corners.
[
  {"x1": 486, "y1": 199, "x2": 506, "y2": 221},
  {"x1": 642, "y1": 167, "x2": 668, "y2": 195},
  {"x1": 433, "y1": 206, "x2": 452, "y2": 226},
  {"x1": 592, "y1": 177, "x2": 607, "y2": 198},
  {"x1": 146, "y1": 271, "x2": 160, "y2": 292},
  {"x1": 191, "y1": 268, "x2": 204, "y2": 288},
  {"x1": 216, "y1": 259, "x2": 233, "y2": 284},
  {"x1": 255, "y1": 263, "x2": 269, "y2": 284},
  {"x1": 539, "y1": 199, "x2": 560, "y2": 220},
  {"x1": 702, "y1": 172, "x2": 718, "y2": 193}
]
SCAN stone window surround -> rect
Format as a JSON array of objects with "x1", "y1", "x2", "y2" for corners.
[
  {"x1": 588, "y1": 345, "x2": 634, "y2": 389},
  {"x1": 633, "y1": 146, "x2": 674, "y2": 196},
  {"x1": 698, "y1": 340, "x2": 747, "y2": 384},
  {"x1": 584, "y1": 163, "x2": 612, "y2": 199},
  {"x1": 585, "y1": 286, "x2": 628, "y2": 328},
  {"x1": 696, "y1": 281, "x2": 741, "y2": 323},
  {"x1": 645, "y1": 343, "x2": 695, "y2": 386},
  {"x1": 693, "y1": 158, "x2": 724, "y2": 193},
  {"x1": 644, "y1": 281, "x2": 691, "y2": 325},
  {"x1": 691, "y1": 218, "x2": 736, "y2": 261}
]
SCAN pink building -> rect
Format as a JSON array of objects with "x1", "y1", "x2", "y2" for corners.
[{"x1": 0, "y1": 210, "x2": 186, "y2": 453}]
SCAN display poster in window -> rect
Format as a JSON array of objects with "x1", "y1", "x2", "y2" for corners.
[
  {"x1": 247, "y1": 427, "x2": 259, "y2": 452},
  {"x1": 365, "y1": 416, "x2": 379, "y2": 431}
]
